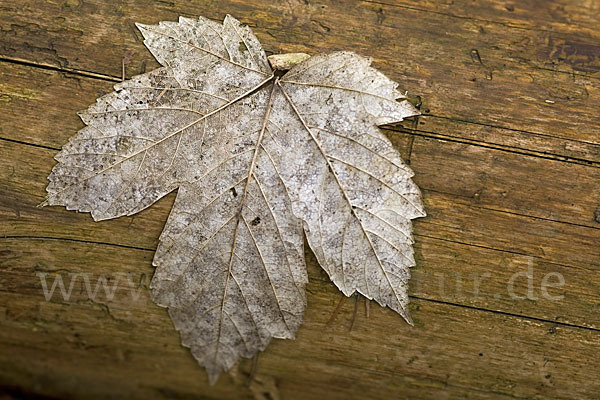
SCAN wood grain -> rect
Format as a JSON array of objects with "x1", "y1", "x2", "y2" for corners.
[{"x1": 1, "y1": 0, "x2": 599, "y2": 398}]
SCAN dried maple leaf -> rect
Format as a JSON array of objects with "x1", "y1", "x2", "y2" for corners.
[{"x1": 42, "y1": 15, "x2": 425, "y2": 383}]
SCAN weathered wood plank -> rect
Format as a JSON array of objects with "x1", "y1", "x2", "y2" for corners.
[
  {"x1": 1, "y1": 0, "x2": 599, "y2": 159},
  {"x1": 1, "y1": 238, "x2": 599, "y2": 400}
]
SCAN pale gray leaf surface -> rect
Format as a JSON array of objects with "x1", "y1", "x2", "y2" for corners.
[
  {"x1": 273, "y1": 52, "x2": 424, "y2": 322},
  {"x1": 149, "y1": 84, "x2": 307, "y2": 384},
  {"x1": 45, "y1": 15, "x2": 271, "y2": 220},
  {"x1": 43, "y1": 14, "x2": 424, "y2": 383}
]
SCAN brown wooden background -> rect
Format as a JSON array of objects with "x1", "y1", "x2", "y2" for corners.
[{"x1": 1, "y1": 0, "x2": 599, "y2": 399}]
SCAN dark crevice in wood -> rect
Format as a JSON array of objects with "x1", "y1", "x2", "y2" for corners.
[
  {"x1": 423, "y1": 114, "x2": 600, "y2": 148},
  {"x1": 0, "y1": 55, "x2": 122, "y2": 83},
  {"x1": 0, "y1": 235, "x2": 154, "y2": 252},
  {"x1": 410, "y1": 296, "x2": 600, "y2": 333},
  {"x1": 385, "y1": 126, "x2": 600, "y2": 168},
  {"x1": 0, "y1": 137, "x2": 60, "y2": 152}
]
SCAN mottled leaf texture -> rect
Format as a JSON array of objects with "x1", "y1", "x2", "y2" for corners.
[{"x1": 43, "y1": 15, "x2": 425, "y2": 383}]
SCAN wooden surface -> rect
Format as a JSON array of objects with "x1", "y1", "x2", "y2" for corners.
[{"x1": 1, "y1": 1, "x2": 599, "y2": 399}]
